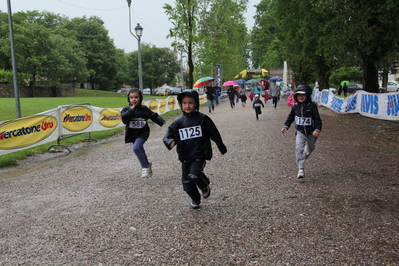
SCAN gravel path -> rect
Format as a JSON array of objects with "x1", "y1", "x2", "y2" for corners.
[{"x1": 0, "y1": 97, "x2": 398, "y2": 265}]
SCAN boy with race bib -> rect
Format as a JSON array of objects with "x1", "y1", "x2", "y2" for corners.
[
  {"x1": 121, "y1": 88, "x2": 165, "y2": 178},
  {"x1": 281, "y1": 85, "x2": 322, "y2": 179},
  {"x1": 163, "y1": 90, "x2": 227, "y2": 209}
]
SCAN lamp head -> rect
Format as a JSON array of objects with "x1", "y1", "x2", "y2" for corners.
[
  {"x1": 126, "y1": 0, "x2": 132, "y2": 7},
  {"x1": 135, "y1": 23, "x2": 143, "y2": 38}
]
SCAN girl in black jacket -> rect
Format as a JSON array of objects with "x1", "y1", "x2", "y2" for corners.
[
  {"x1": 121, "y1": 88, "x2": 165, "y2": 178},
  {"x1": 163, "y1": 90, "x2": 227, "y2": 209}
]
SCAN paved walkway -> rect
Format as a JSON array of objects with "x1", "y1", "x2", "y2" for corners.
[{"x1": 0, "y1": 96, "x2": 398, "y2": 265}]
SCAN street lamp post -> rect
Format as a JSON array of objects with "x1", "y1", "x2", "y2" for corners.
[
  {"x1": 127, "y1": 0, "x2": 143, "y2": 92},
  {"x1": 178, "y1": 44, "x2": 184, "y2": 90}
]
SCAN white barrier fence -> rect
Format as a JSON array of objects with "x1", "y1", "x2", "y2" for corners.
[
  {"x1": 313, "y1": 90, "x2": 399, "y2": 121},
  {"x1": 0, "y1": 96, "x2": 200, "y2": 156}
]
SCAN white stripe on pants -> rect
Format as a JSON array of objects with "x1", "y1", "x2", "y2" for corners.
[{"x1": 295, "y1": 131, "x2": 317, "y2": 170}]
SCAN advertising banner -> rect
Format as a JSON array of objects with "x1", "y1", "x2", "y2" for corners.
[
  {"x1": 0, "y1": 96, "x2": 182, "y2": 155},
  {"x1": 313, "y1": 90, "x2": 399, "y2": 121},
  {"x1": 0, "y1": 108, "x2": 60, "y2": 155}
]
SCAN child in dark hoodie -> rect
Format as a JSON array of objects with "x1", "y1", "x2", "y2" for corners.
[
  {"x1": 121, "y1": 88, "x2": 166, "y2": 178},
  {"x1": 163, "y1": 90, "x2": 227, "y2": 209},
  {"x1": 281, "y1": 85, "x2": 322, "y2": 179}
]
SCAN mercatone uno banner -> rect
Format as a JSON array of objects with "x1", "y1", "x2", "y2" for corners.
[
  {"x1": 0, "y1": 108, "x2": 60, "y2": 155},
  {"x1": 313, "y1": 90, "x2": 399, "y2": 121},
  {"x1": 0, "y1": 96, "x2": 186, "y2": 155}
]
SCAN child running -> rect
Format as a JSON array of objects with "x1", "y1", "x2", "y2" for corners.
[
  {"x1": 163, "y1": 90, "x2": 227, "y2": 209},
  {"x1": 253, "y1": 94, "x2": 264, "y2": 120},
  {"x1": 281, "y1": 85, "x2": 322, "y2": 179},
  {"x1": 239, "y1": 91, "x2": 247, "y2": 108},
  {"x1": 121, "y1": 88, "x2": 166, "y2": 178}
]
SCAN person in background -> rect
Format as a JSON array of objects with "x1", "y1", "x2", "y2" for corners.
[
  {"x1": 214, "y1": 86, "x2": 221, "y2": 105},
  {"x1": 121, "y1": 88, "x2": 166, "y2": 178},
  {"x1": 227, "y1": 85, "x2": 237, "y2": 109},
  {"x1": 248, "y1": 91, "x2": 255, "y2": 102},
  {"x1": 263, "y1": 90, "x2": 269, "y2": 106},
  {"x1": 205, "y1": 85, "x2": 216, "y2": 113},
  {"x1": 253, "y1": 94, "x2": 265, "y2": 120},
  {"x1": 343, "y1": 82, "x2": 348, "y2": 97},
  {"x1": 281, "y1": 85, "x2": 322, "y2": 179},
  {"x1": 239, "y1": 91, "x2": 247, "y2": 108},
  {"x1": 269, "y1": 80, "x2": 280, "y2": 109},
  {"x1": 163, "y1": 90, "x2": 227, "y2": 209}
]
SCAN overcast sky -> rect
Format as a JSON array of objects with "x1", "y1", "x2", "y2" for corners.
[{"x1": 1, "y1": 0, "x2": 259, "y2": 53}]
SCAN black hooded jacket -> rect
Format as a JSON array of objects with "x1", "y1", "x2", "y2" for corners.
[
  {"x1": 163, "y1": 90, "x2": 227, "y2": 162},
  {"x1": 121, "y1": 90, "x2": 165, "y2": 143},
  {"x1": 283, "y1": 85, "x2": 322, "y2": 135}
]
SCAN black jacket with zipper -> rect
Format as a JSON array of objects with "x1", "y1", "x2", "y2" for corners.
[{"x1": 283, "y1": 101, "x2": 322, "y2": 135}]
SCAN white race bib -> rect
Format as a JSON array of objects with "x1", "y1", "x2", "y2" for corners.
[
  {"x1": 254, "y1": 103, "x2": 262, "y2": 107},
  {"x1": 179, "y1": 125, "x2": 202, "y2": 140},
  {"x1": 129, "y1": 118, "x2": 146, "y2": 129},
  {"x1": 295, "y1": 116, "x2": 312, "y2": 126}
]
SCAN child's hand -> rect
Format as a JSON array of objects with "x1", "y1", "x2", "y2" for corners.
[
  {"x1": 169, "y1": 140, "x2": 176, "y2": 149},
  {"x1": 312, "y1": 131, "x2": 320, "y2": 137},
  {"x1": 281, "y1": 128, "x2": 287, "y2": 133}
]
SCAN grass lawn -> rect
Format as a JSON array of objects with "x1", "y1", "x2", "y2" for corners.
[{"x1": 0, "y1": 89, "x2": 180, "y2": 168}]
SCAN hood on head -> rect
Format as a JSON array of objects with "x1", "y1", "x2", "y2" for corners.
[
  {"x1": 127, "y1": 88, "x2": 143, "y2": 105},
  {"x1": 177, "y1": 89, "x2": 200, "y2": 112},
  {"x1": 293, "y1": 85, "x2": 312, "y2": 103}
]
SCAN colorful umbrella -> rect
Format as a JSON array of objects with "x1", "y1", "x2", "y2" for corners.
[
  {"x1": 270, "y1": 76, "x2": 283, "y2": 82},
  {"x1": 193, "y1": 77, "x2": 215, "y2": 88},
  {"x1": 222, "y1": 81, "x2": 238, "y2": 86},
  {"x1": 246, "y1": 78, "x2": 260, "y2": 84},
  {"x1": 235, "y1": 79, "x2": 248, "y2": 85}
]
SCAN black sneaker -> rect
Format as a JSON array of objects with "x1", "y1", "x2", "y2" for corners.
[
  {"x1": 202, "y1": 186, "x2": 211, "y2": 199},
  {"x1": 190, "y1": 201, "x2": 200, "y2": 209}
]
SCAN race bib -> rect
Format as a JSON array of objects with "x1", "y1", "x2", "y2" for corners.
[
  {"x1": 179, "y1": 125, "x2": 202, "y2": 141},
  {"x1": 129, "y1": 118, "x2": 146, "y2": 129},
  {"x1": 295, "y1": 116, "x2": 312, "y2": 126},
  {"x1": 254, "y1": 103, "x2": 262, "y2": 107}
]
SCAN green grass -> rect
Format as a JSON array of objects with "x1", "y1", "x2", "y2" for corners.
[
  {"x1": 1, "y1": 89, "x2": 168, "y2": 121},
  {"x1": 0, "y1": 89, "x2": 180, "y2": 168}
]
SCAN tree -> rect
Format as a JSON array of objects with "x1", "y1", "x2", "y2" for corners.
[
  {"x1": 196, "y1": 0, "x2": 249, "y2": 81},
  {"x1": 164, "y1": 0, "x2": 201, "y2": 89},
  {"x1": 324, "y1": 0, "x2": 399, "y2": 92},
  {"x1": 126, "y1": 43, "x2": 180, "y2": 89},
  {"x1": 0, "y1": 11, "x2": 88, "y2": 87},
  {"x1": 62, "y1": 16, "x2": 119, "y2": 90},
  {"x1": 251, "y1": 0, "x2": 283, "y2": 69}
]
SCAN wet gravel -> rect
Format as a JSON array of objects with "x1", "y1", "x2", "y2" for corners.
[{"x1": 0, "y1": 98, "x2": 398, "y2": 265}]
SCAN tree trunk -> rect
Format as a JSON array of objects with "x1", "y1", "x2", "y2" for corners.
[
  {"x1": 188, "y1": 42, "x2": 194, "y2": 89},
  {"x1": 362, "y1": 57, "x2": 379, "y2": 93}
]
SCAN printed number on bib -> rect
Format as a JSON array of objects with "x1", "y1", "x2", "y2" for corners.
[
  {"x1": 129, "y1": 118, "x2": 146, "y2": 129},
  {"x1": 296, "y1": 116, "x2": 312, "y2": 126},
  {"x1": 179, "y1": 126, "x2": 202, "y2": 140}
]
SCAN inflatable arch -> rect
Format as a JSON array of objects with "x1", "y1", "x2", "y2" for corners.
[{"x1": 234, "y1": 69, "x2": 268, "y2": 79}]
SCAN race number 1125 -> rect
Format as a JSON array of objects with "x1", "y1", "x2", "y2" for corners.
[{"x1": 179, "y1": 126, "x2": 202, "y2": 140}]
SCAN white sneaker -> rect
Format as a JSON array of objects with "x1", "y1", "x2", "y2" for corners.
[
  {"x1": 297, "y1": 169, "x2": 305, "y2": 179},
  {"x1": 141, "y1": 168, "x2": 150, "y2": 178}
]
